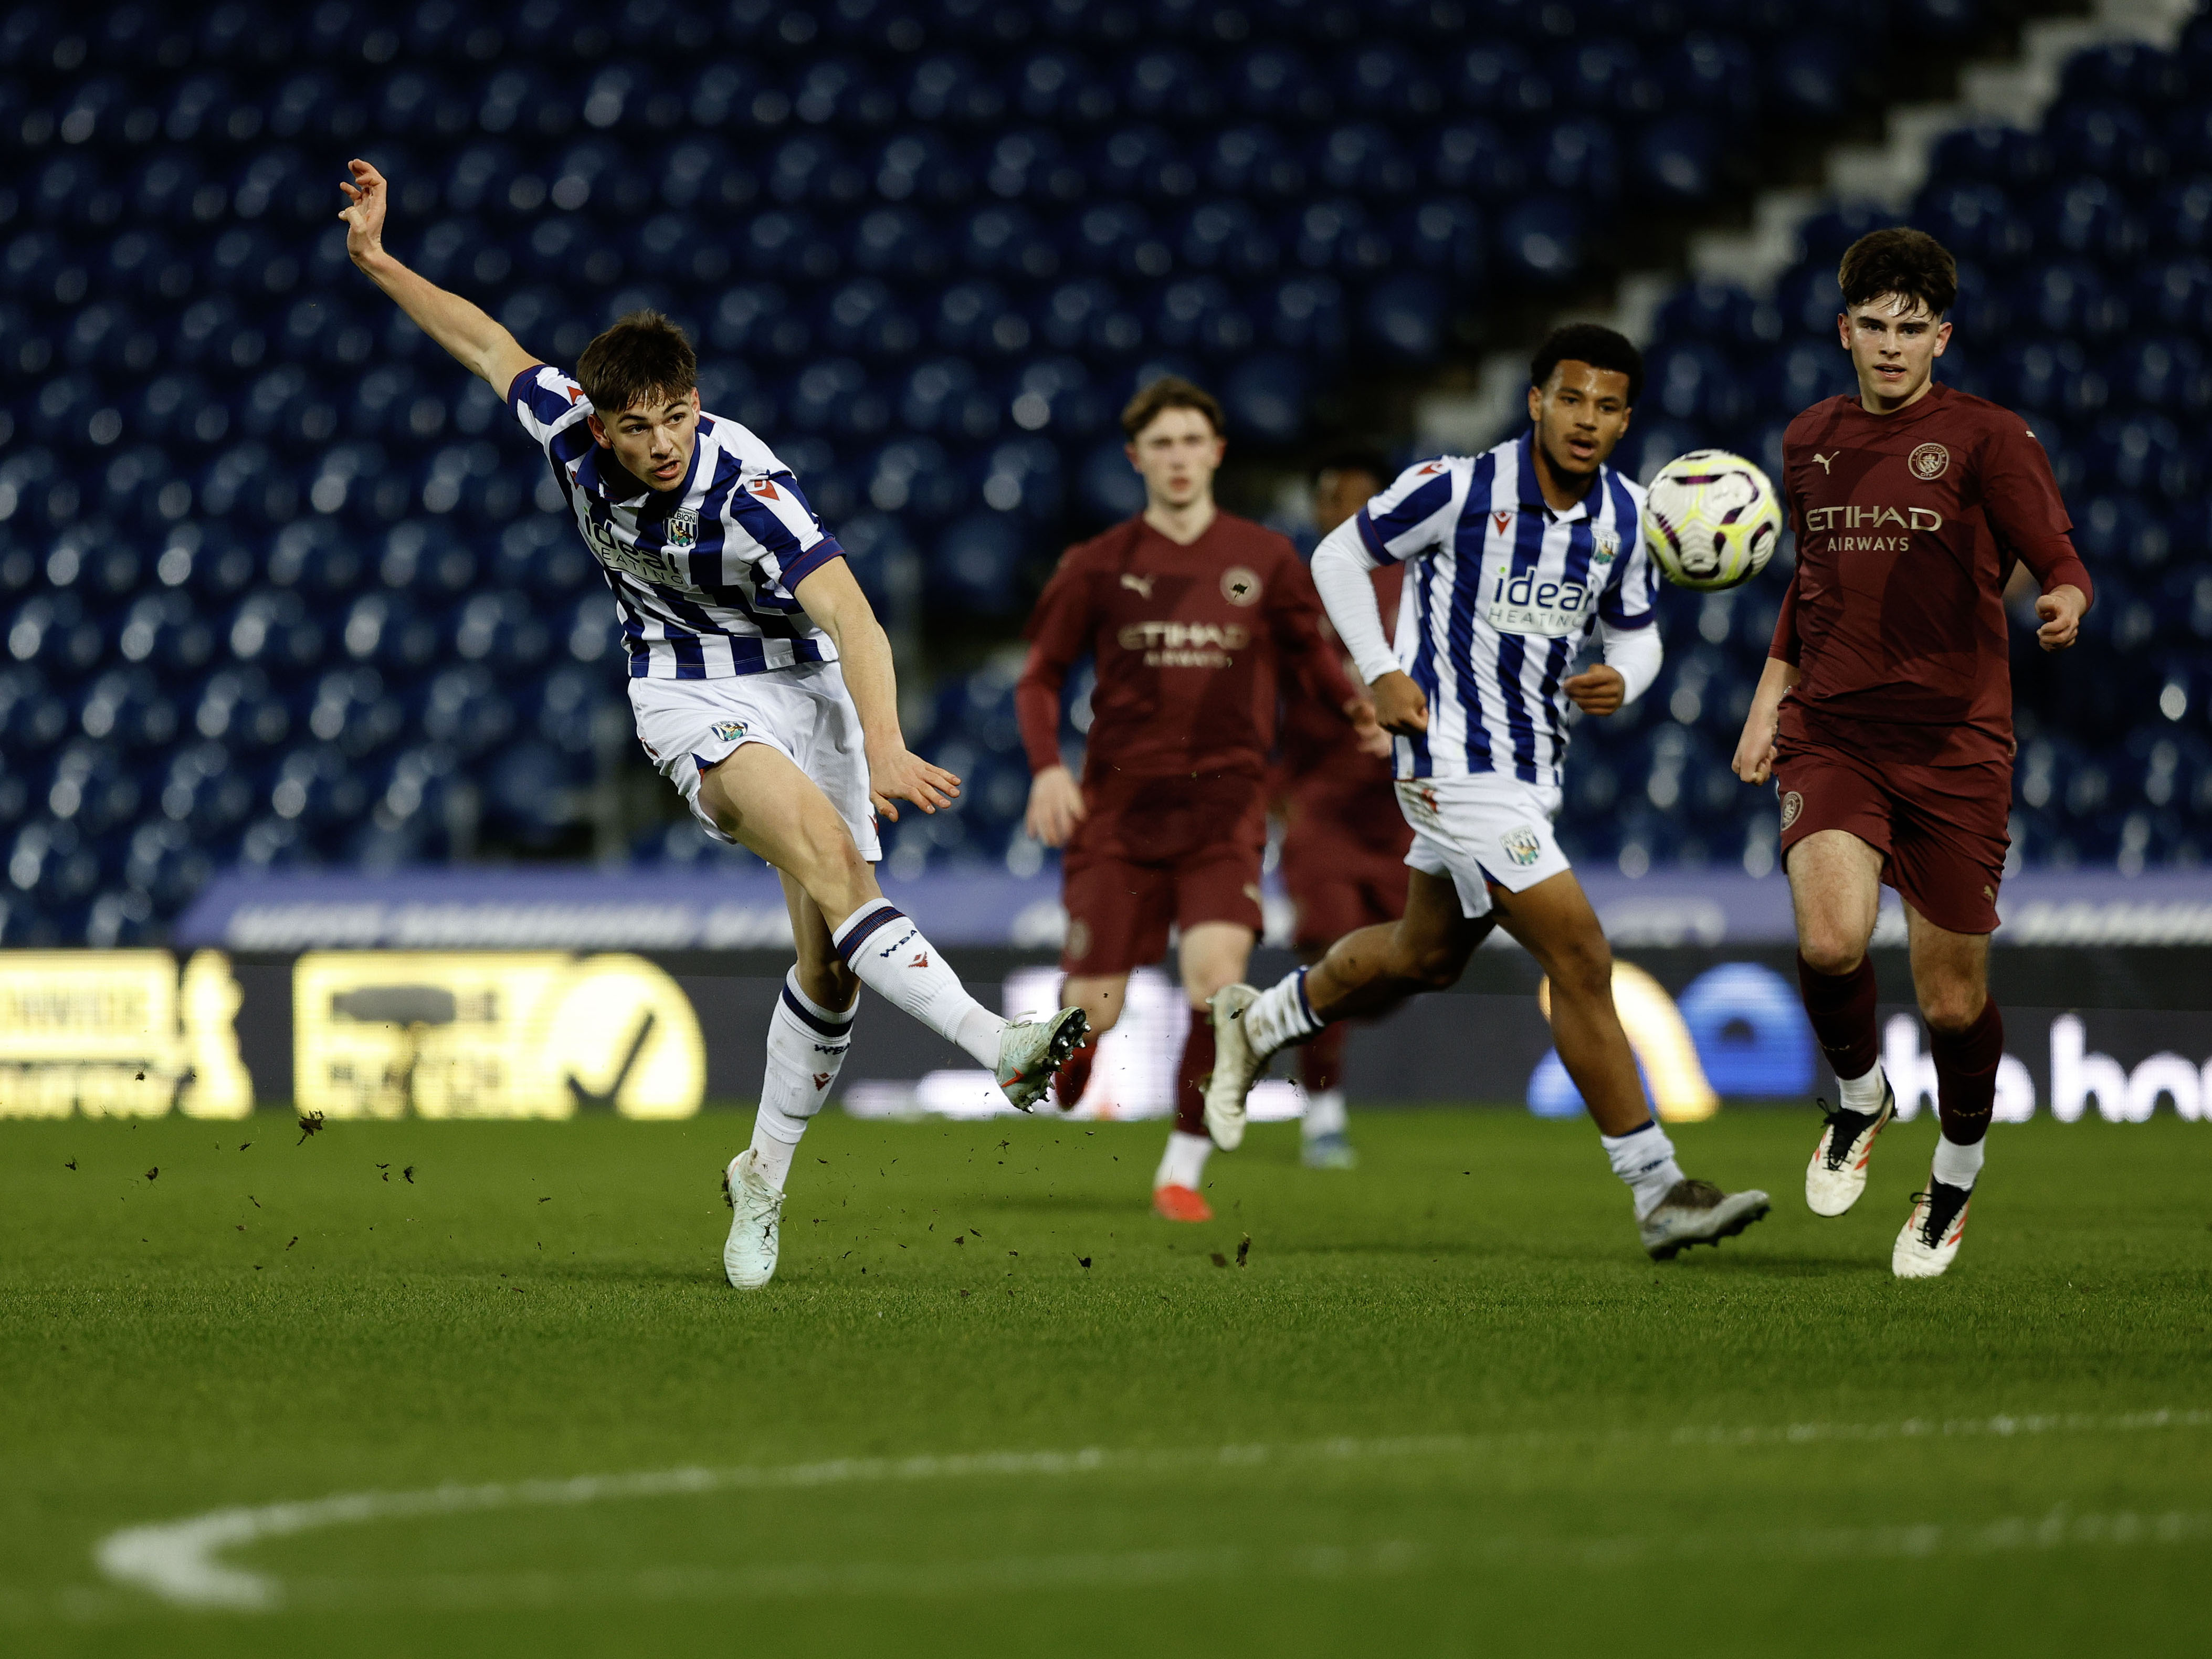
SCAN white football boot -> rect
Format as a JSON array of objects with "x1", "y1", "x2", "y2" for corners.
[
  {"x1": 721, "y1": 1149, "x2": 784, "y2": 1289},
  {"x1": 1639, "y1": 1178, "x2": 1772, "y2": 1261},
  {"x1": 995, "y1": 1006, "x2": 1089, "y2": 1111},
  {"x1": 1892, "y1": 1181, "x2": 1972, "y2": 1279},
  {"x1": 1805, "y1": 1075, "x2": 1895, "y2": 1217},
  {"x1": 1202, "y1": 983, "x2": 1262, "y2": 1151}
]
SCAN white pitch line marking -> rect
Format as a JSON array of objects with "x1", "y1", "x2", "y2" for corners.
[{"x1": 93, "y1": 1408, "x2": 2212, "y2": 1612}]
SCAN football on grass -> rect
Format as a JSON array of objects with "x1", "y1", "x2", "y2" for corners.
[{"x1": 1641, "y1": 449, "x2": 1783, "y2": 591}]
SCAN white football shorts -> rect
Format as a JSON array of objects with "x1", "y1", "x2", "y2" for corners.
[
  {"x1": 1394, "y1": 772, "x2": 1571, "y2": 919},
  {"x1": 628, "y1": 662, "x2": 881, "y2": 862}
]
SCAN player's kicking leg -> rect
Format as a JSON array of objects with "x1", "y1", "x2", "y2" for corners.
[
  {"x1": 724, "y1": 873, "x2": 857, "y2": 1288},
  {"x1": 1212, "y1": 869, "x2": 1769, "y2": 1258}
]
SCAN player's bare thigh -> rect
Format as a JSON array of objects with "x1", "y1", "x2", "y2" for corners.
[
  {"x1": 1177, "y1": 921, "x2": 1254, "y2": 1010},
  {"x1": 1904, "y1": 901, "x2": 1988, "y2": 1034},
  {"x1": 1060, "y1": 972, "x2": 1128, "y2": 1038},
  {"x1": 1785, "y1": 828, "x2": 1885, "y2": 975},
  {"x1": 697, "y1": 743, "x2": 880, "y2": 926},
  {"x1": 1308, "y1": 870, "x2": 1488, "y2": 1015},
  {"x1": 1063, "y1": 921, "x2": 1253, "y2": 1038}
]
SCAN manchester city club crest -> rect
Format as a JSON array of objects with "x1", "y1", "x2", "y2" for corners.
[
  {"x1": 666, "y1": 508, "x2": 700, "y2": 549},
  {"x1": 1909, "y1": 443, "x2": 1950, "y2": 481},
  {"x1": 1502, "y1": 826, "x2": 1543, "y2": 867}
]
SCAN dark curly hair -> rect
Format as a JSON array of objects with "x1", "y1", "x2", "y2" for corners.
[{"x1": 1838, "y1": 227, "x2": 1958, "y2": 318}]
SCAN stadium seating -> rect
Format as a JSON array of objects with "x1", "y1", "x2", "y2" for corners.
[
  {"x1": 0, "y1": 1, "x2": 2198, "y2": 941},
  {"x1": 1608, "y1": 14, "x2": 2212, "y2": 879}
]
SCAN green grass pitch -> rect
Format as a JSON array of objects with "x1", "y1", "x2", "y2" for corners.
[{"x1": 2, "y1": 1106, "x2": 2207, "y2": 1657}]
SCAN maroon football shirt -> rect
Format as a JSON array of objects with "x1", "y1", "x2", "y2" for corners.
[
  {"x1": 1770, "y1": 382, "x2": 2094, "y2": 766},
  {"x1": 1017, "y1": 511, "x2": 1360, "y2": 788}
]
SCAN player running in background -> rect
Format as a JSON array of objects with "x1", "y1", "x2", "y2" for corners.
[
  {"x1": 337, "y1": 159, "x2": 1085, "y2": 1290},
  {"x1": 1207, "y1": 327, "x2": 1772, "y2": 1261},
  {"x1": 1271, "y1": 448, "x2": 1411, "y2": 1170},
  {"x1": 1018, "y1": 378, "x2": 1385, "y2": 1223},
  {"x1": 1732, "y1": 229, "x2": 2091, "y2": 1279}
]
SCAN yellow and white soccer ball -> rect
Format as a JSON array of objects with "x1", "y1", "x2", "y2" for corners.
[{"x1": 1640, "y1": 449, "x2": 1782, "y2": 591}]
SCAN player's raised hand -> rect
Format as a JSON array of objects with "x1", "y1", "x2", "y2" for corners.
[
  {"x1": 336, "y1": 160, "x2": 388, "y2": 260},
  {"x1": 1024, "y1": 764, "x2": 1087, "y2": 848},
  {"x1": 866, "y1": 742, "x2": 960, "y2": 823},
  {"x1": 2035, "y1": 584, "x2": 2086, "y2": 652},
  {"x1": 1368, "y1": 670, "x2": 1429, "y2": 737},
  {"x1": 1343, "y1": 698, "x2": 1392, "y2": 758},
  {"x1": 1563, "y1": 665, "x2": 1626, "y2": 717}
]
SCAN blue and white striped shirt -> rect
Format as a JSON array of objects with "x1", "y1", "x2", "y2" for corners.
[
  {"x1": 510, "y1": 365, "x2": 846, "y2": 679},
  {"x1": 1357, "y1": 432, "x2": 1656, "y2": 788}
]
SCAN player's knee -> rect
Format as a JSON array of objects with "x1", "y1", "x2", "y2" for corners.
[
  {"x1": 1918, "y1": 984, "x2": 1984, "y2": 1035},
  {"x1": 1798, "y1": 928, "x2": 1864, "y2": 979},
  {"x1": 1549, "y1": 933, "x2": 1614, "y2": 1003}
]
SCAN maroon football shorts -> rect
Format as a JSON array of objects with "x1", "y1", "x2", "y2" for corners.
[
  {"x1": 1060, "y1": 773, "x2": 1268, "y2": 976},
  {"x1": 1773, "y1": 733, "x2": 2010, "y2": 936},
  {"x1": 1280, "y1": 820, "x2": 1411, "y2": 953}
]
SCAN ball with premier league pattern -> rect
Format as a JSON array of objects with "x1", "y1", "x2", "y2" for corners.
[{"x1": 1640, "y1": 449, "x2": 1783, "y2": 591}]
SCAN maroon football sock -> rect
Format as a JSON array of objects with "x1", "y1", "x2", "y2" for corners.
[
  {"x1": 1174, "y1": 1015, "x2": 1216, "y2": 1138},
  {"x1": 1054, "y1": 1037, "x2": 1097, "y2": 1110},
  {"x1": 1300, "y1": 1021, "x2": 1347, "y2": 1095},
  {"x1": 1930, "y1": 999, "x2": 2003, "y2": 1147},
  {"x1": 1796, "y1": 952, "x2": 1880, "y2": 1082}
]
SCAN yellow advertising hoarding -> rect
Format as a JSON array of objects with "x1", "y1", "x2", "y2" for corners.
[
  {"x1": 0, "y1": 950, "x2": 253, "y2": 1119},
  {"x1": 293, "y1": 951, "x2": 704, "y2": 1119}
]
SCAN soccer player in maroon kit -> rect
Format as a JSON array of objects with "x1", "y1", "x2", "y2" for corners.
[
  {"x1": 1733, "y1": 228, "x2": 2092, "y2": 1278},
  {"x1": 1019, "y1": 378, "x2": 1384, "y2": 1221},
  {"x1": 1271, "y1": 449, "x2": 1411, "y2": 1170}
]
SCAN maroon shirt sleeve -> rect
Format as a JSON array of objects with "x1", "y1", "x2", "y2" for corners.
[
  {"x1": 1981, "y1": 423, "x2": 2094, "y2": 609},
  {"x1": 1769, "y1": 573, "x2": 1803, "y2": 666},
  {"x1": 1267, "y1": 543, "x2": 1360, "y2": 715},
  {"x1": 1016, "y1": 547, "x2": 1094, "y2": 774}
]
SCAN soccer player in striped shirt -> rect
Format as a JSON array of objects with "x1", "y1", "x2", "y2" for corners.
[
  {"x1": 338, "y1": 159, "x2": 1084, "y2": 1289},
  {"x1": 1207, "y1": 326, "x2": 1771, "y2": 1260}
]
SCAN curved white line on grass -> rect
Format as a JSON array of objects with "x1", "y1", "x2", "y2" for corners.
[{"x1": 96, "y1": 1408, "x2": 2212, "y2": 1611}]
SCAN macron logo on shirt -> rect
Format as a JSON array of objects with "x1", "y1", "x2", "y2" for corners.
[{"x1": 748, "y1": 478, "x2": 781, "y2": 500}]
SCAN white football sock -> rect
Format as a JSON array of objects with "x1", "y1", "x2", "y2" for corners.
[
  {"x1": 831, "y1": 899, "x2": 1005, "y2": 1067},
  {"x1": 1303, "y1": 1087, "x2": 1348, "y2": 1140},
  {"x1": 1931, "y1": 1134, "x2": 1985, "y2": 1191},
  {"x1": 746, "y1": 970, "x2": 857, "y2": 1192},
  {"x1": 1155, "y1": 1129, "x2": 1212, "y2": 1192},
  {"x1": 1600, "y1": 1120, "x2": 1686, "y2": 1220},
  {"x1": 1245, "y1": 967, "x2": 1323, "y2": 1058},
  {"x1": 1837, "y1": 1061, "x2": 1887, "y2": 1115}
]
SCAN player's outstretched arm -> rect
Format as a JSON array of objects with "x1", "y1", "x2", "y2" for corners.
[
  {"x1": 1732, "y1": 657, "x2": 1799, "y2": 785},
  {"x1": 339, "y1": 160, "x2": 541, "y2": 392},
  {"x1": 794, "y1": 561, "x2": 959, "y2": 822}
]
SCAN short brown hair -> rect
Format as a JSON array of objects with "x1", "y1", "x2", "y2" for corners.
[
  {"x1": 1121, "y1": 374, "x2": 1224, "y2": 442},
  {"x1": 576, "y1": 310, "x2": 697, "y2": 415},
  {"x1": 1838, "y1": 228, "x2": 1958, "y2": 319}
]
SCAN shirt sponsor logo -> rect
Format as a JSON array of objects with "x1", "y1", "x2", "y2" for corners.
[
  {"x1": 1116, "y1": 620, "x2": 1249, "y2": 667},
  {"x1": 1484, "y1": 568, "x2": 1597, "y2": 638},
  {"x1": 1501, "y1": 826, "x2": 1543, "y2": 867},
  {"x1": 1909, "y1": 443, "x2": 1950, "y2": 481},
  {"x1": 1802, "y1": 503, "x2": 1944, "y2": 551},
  {"x1": 1220, "y1": 566, "x2": 1261, "y2": 606}
]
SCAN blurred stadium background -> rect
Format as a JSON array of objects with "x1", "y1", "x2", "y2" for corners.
[{"x1": 2, "y1": 0, "x2": 2209, "y2": 951}]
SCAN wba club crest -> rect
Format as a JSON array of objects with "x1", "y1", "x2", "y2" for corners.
[
  {"x1": 711, "y1": 719, "x2": 747, "y2": 743},
  {"x1": 1501, "y1": 826, "x2": 1543, "y2": 868},
  {"x1": 666, "y1": 508, "x2": 700, "y2": 549}
]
